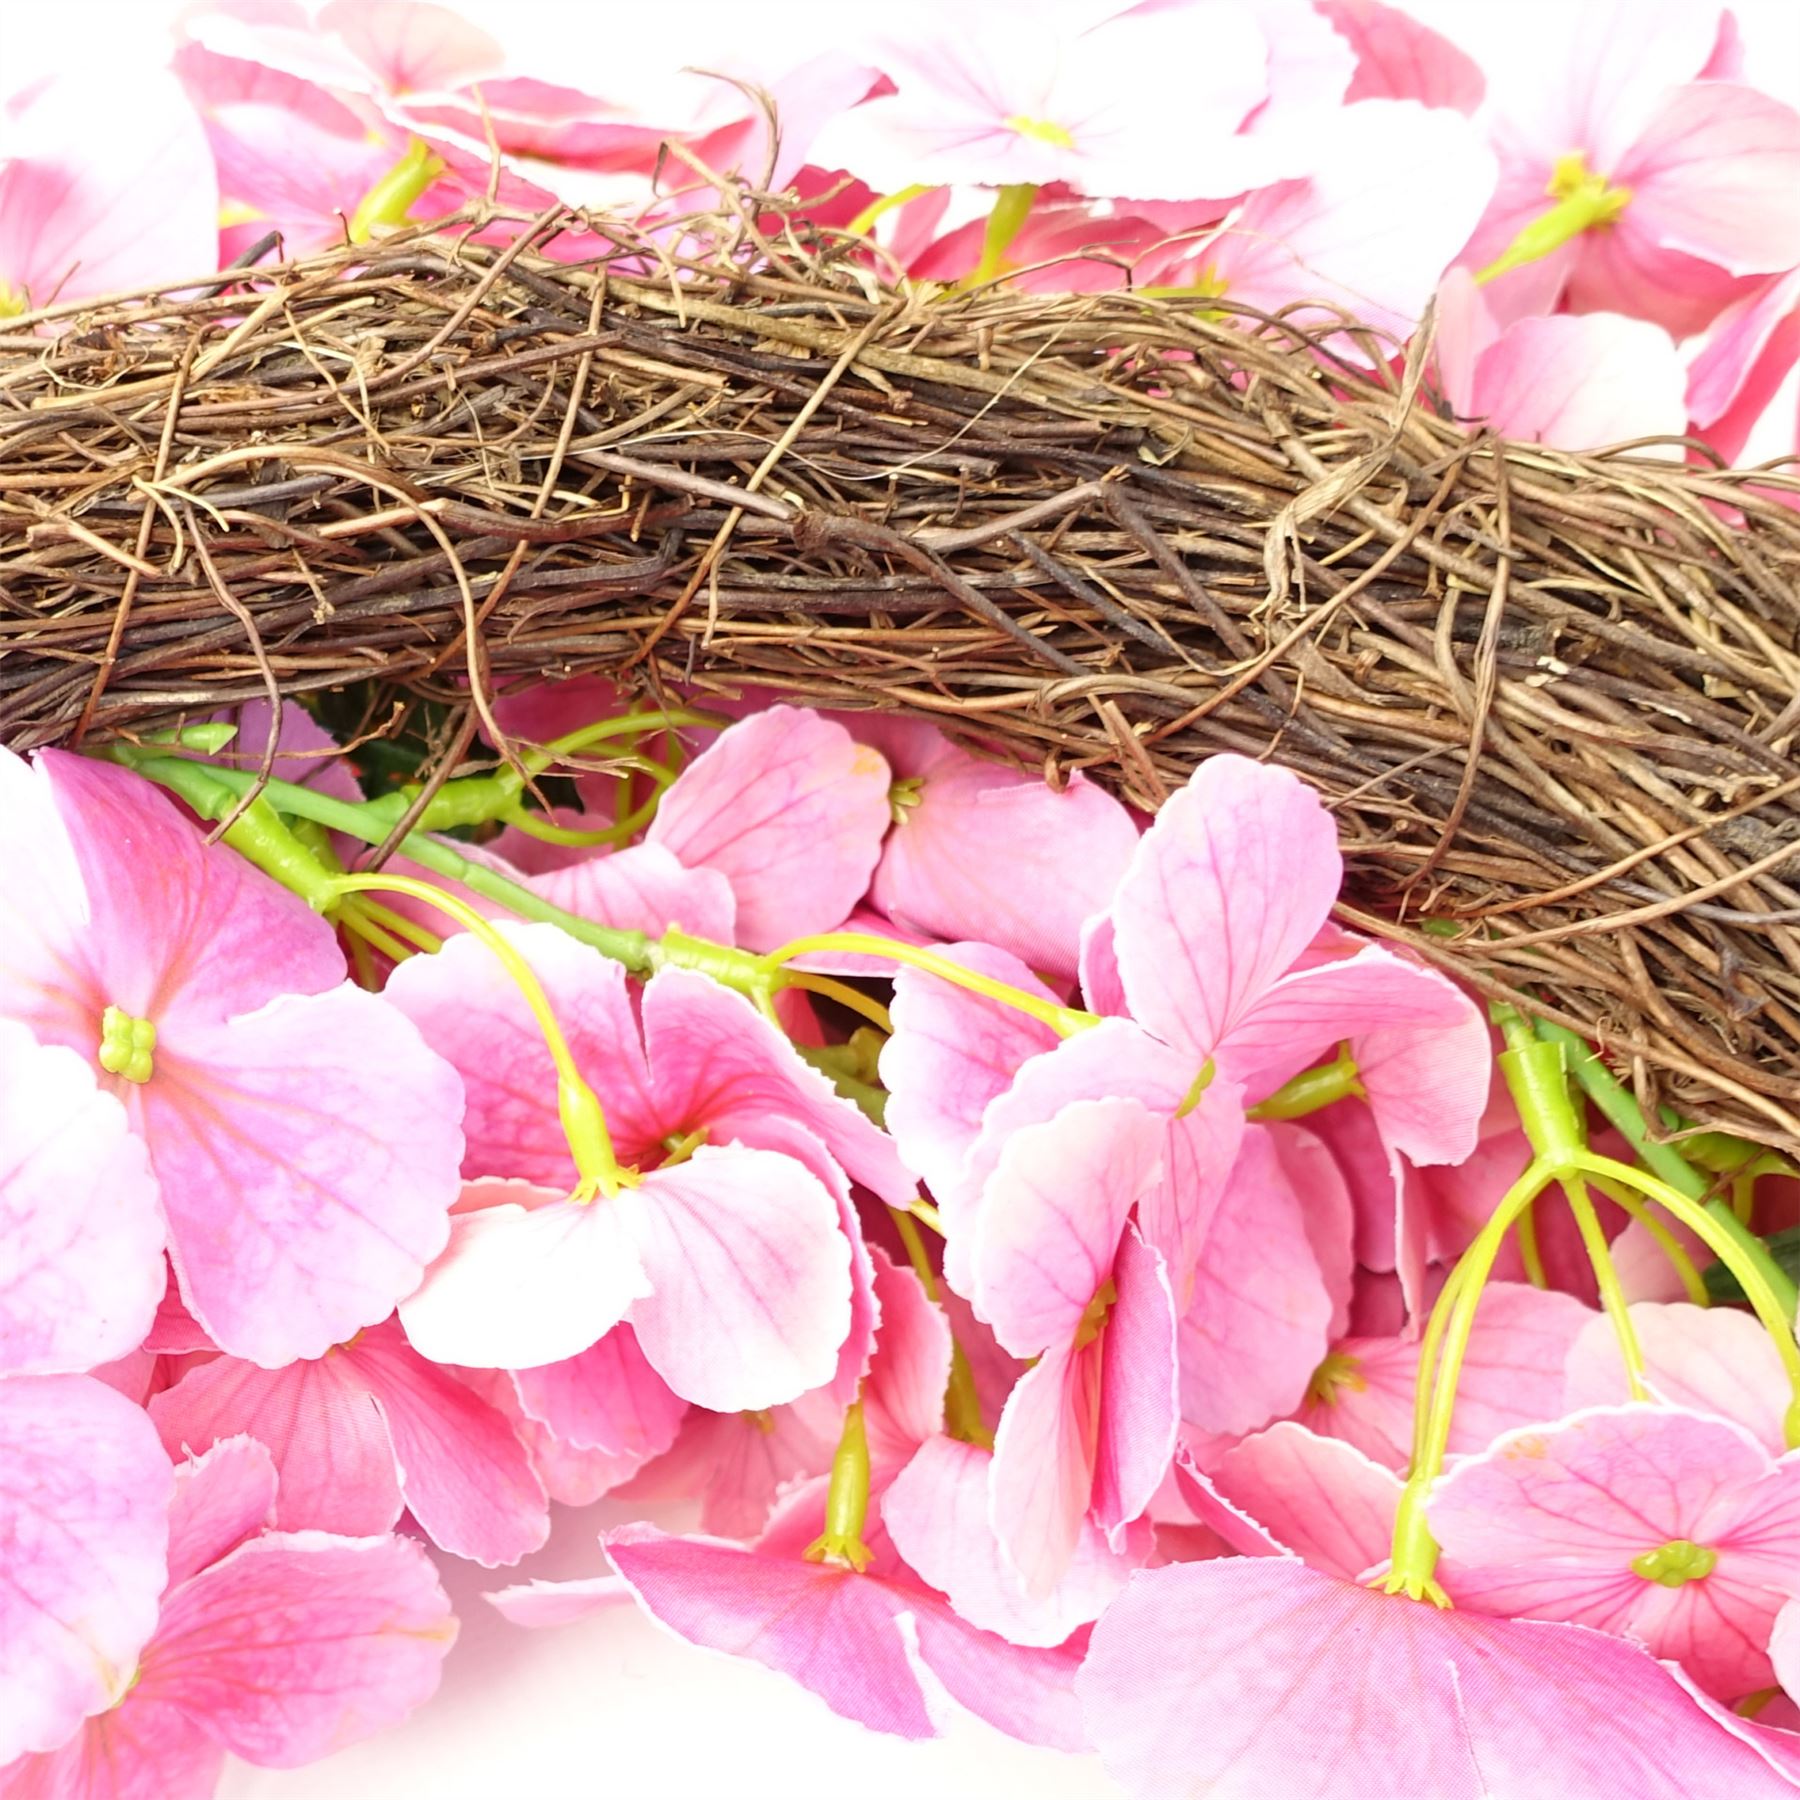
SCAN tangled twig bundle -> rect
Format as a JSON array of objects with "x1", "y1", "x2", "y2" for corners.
[{"x1": 4, "y1": 212, "x2": 1800, "y2": 1143}]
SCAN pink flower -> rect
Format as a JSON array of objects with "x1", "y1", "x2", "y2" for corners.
[
  {"x1": 1079, "y1": 1557, "x2": 1800, "y2": 1799},
  {"x1": 0, "y1": 1378, "x2": 171, "y2": 1765},
  {"x1": 0, "y1": 751, "x2": 465, "y2": 1366},
  {"x1": 1431, "y1": 1405, "x2": 1800, "y2": 1698},
  {"x1": 854, "y1": 714, "x2": 1139, "y2": 979},
  {"x1": 1435, "y1": 268, "x2": 1689, "y2": 450},
  {"x1": 149, "y1": 1318, "x2": 549, "y2": 1567},
  {"x1": 972, "y1": 1096, "x2": 1180, "y2": 1594},
  {"x1": 809, "y1": 4, "x2": 1272, "y2": 200},
  {"x1": 386, "y1": 928, "x2": 891, "y2": 1405},
  {"x1": 644, "y1": 705, "x2": 892, "y2": 953},
  {"x1": 0, "y1": 73, "x2": 217, "y2": 316},
  {"x1": 0, "y1": 1021, "x2": 163, "y2": 1375},
  {"x1": 1316, "y1": 0, "x2": 1485, "y2": 114},
  {"x1": 3, "y1": 1436, "x2": 456, "y2": 1794},
  {"x1": 1288, "y1": 1279, "x2": 1590, "y2": 1468},
  {"x1": 1464, "y1": 0, "x2": 1800, "y2": 336},
  {"x1": 1687, "y1": 263, "x2": 1800, "y2": 463}
]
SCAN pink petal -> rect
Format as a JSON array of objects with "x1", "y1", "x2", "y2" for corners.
[
  {"x1": 872, "y1": 751, "x2": 1137, "y2": 979},
  {"x1": 385, "y1": 922, "x2": 660, "y2": 1182},
  {"x1": 626, "y1": 1146, "x2": 851, "y2": 1411},
  {"x1": 1566, "y1": 1302, "x2": 1793, "y2": 1455},
  {"x1": 164, "y1": 1438, "x2": 278, "y2": 1589},
  {"x1": 1271, "y1": 1121, "x2": 1357, "y2": 1338},
  {"x1": 1208, "y1": 1422, "x2": 1402, "y2": 1582},
  {"x1": 397, "y1": 1196, "x2": 649, "y2": 1369},
  {"x1": 511, "y1": 1324, "x2": 685, "y2": 1457},
  {"x1": 604, "y1": 1522, "x2": 939, "y2": 1739},
  {"x1": 616, "y1": 1394, "x2": 840, "y2": 1538},
  {"x1": 1351, "y1": 976, "x2": 1493, "y2": 1169},
  {"x1": 1687, "y1": 267, "x2": 1800, "y2": 458},
  {"x1": 1111, "y1": 754, "x2": 1341, "y2": 1065},
  {"x1": 1078, "y1": 1558, "x2": 1800, "y2": 1800},
  {"x1": 136, "y1": 1532, "x2": 455, "y2": 1766},
  {"x1": 146, "y1": 985, "x2": 463, "y2": 1365},
  {"x1": 1093, "y1": 1222, "x2": 1181, "y2": 1543},
  {"x1": 150, "y1": 1352, "x2": 400, "y2": 1538},
  {"x1": 526, "y1": 841, "x2": 738, "y2": 940},
  {"x1": 884, "y1": 1435, "x2": 1141, "y2": 1647},
  {"x1": 0, "y1": 1696, "x2": 221, "y2": 1800},
  {"x1": 1317, "y1": 0, "x2": 1485, "y2": 113},
  {"x1": 0, "y1": 1022, "x2": 164, "y2": 1375},
  {"x1": 642, "y1": 966, "x2": 914, "y2": 1207},
  {"x1": 1467, "y1": 312, "x2": 1688, "y2": 450},
  {"x1": 647, "y1": 706, "x2": 891, "y2": 952},
  {"x1": 1179, "y1": 1127, "x2": 1335, "y2": 1436},
  {"x1": 1207, "y1": 100, "x2": 1496, "y2": 341},
  {"x1": 973, "y1": 1095, "x2": 1165, "y2": 1356},
  {"x1": 484, "y1": 1574, "x2": 633, "y2": 1630},
  {"x1": 0, "y1": 72, "x2": 217, "y2": 309},
  {"x1": 989, "y1": 1340, "x2": 1102, "y2": 1600},
  {"x1": 349, "y1": 1322, "x2": 549, "y2": 1567},
  {"x1": 880, "y1": 942, "x2": 1061, "y2": 1207},
  {"x1": 0, "y1": 1377, "x2": 171, "y2": 1764},
  {"x1": 1296, "y1": 1281, "x2": 1590, "y2": 1467},
  {"x1": 904, "y1": 1597, "x2": 1087, "y2": 1752},
  {"x1": 861, "y1": 1248, "x2": 955, "y2": 1472}
]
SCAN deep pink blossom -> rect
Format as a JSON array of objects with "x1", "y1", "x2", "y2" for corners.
[
  {"x1": 1688, "y1": 264, "x2": 1800, "y2": 463},
  {"x1": 0, "y1": 750, "x2": 465, "y2": 1366},
  {"x1": 1316, "y1": 0, "x2": 1485, "y2": 114}
]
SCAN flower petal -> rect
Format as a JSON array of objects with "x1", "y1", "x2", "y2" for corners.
[{"x1": 164, "y1": 1437, "x2": 278, "y2": 1589}]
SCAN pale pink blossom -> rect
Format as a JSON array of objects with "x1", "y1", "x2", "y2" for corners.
[
  {"x1": 0, "y1": 73, "x2": 217, "y2": 316},
  {"x1": 149, "y1": 1318, "x2": 549, "y2": 1567},
  {"x1": 0, "y1": 750, "x2": 465, "y2": 1366},
  {"x1": 1432, "y1": 1405, "x2": 1800, "y2": 1697},
  {"x1": 1688, "y1": 263, "x2": 1800, "y2": 463},
  {"x1": 0, "y1": 1378, "x2": 171, "y2": 1766},
  {"x1": 1079, "y1": 1557, "x2": 1800, "y2": 1799},
  {"x1": 1316, "y1": 0, "x2": 1485, "y2": 114},
  {"x1": 809, "y1": 4, "x2": 1272, "y2": 200},
  {"x1": 387, "y1": 931, "x2": 876, "y2": 1404},
  {"x1": 0, "y1": 1021, "x2": 163, "y2": 1375},
  {"x1": 1435, "y1": 266, "x2": 1689, "y2": 450},
  {"x1": 3, "y1": 1437, "x2": 456, "y2": 1796},
  {"x1": 1463, "y1": 0, "x2": 1800, "y2": 335}
]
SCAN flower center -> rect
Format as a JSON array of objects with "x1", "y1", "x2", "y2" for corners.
[
  {"x1": 1631, "y1": 1538, "x2": 1717, "y2": 1587},
  {"x1": 0, "y1": 280, "x2": 27, "y2": 320},
  {"x1": 1003, "y1": 114, "x2": 1076, "y2": 150},
  {"x1": 1545, "y1": 149, "x2": 1631, "y2": 224},
  {"x1": 1306, "y1": 1349, "x2": 1367, "y2": 1407},
  {"x1": 97, "y1": 1005, "x2": 157, "y2": 1084},
  {"x1": 888, "y1": 776, "x2": 925, "y2": 826},
  {"x1": 1074, "y1": 1276, "x2": 1118, "y2": 1351}
]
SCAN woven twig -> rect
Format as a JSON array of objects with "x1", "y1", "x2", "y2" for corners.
[{"x1": 4, "y1": 212, "x2": 1800, "y2": 1143}]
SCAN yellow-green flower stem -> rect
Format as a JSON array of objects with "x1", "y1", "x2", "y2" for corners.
[
  {"x1": 1514, "y1": 1199, "x2": 1549, "y2": 1289},
  {"x1": 759, "y1": 933, "x2": 1098, "y2": 1039},
  {"x1": 348, "y1": 895, "x2": 444, "y2": 956},
  {"x1": 348, "y1": 138, "x2": 445, "y2": 244},
  {"x1": 781, "y1": 972, "x2": 894, "y2": 1037},
  {"x1": 1246, "y1": 1044, "x2": 1365, "y2": 1121},
  {"x1": 844, "y1": 183, "x2": 935, "y2": 240},
  {"x1": 1493, "y1": 1023, "x2": 1648, "y2": 1400},
  {"x1": 1475, "y1": 151, "x2": 1631, "y2": 286},
  {"x1": 1569, "y1": 1152, "x2": 1800, "y2": 1449},
  {"x1": 329, "y1": 872, "x2": 630, "y2": 1202},
  {"x1": 1537, "y1": 1017, "x2": 1799, "y2": 1321},
  {"x1": 796, "y1": 1042, "x2": 889, "y2": 1127},
  {"x1": 963, "y1": 182, "x2": 1039, "y2": 288},
  {"x1": 803, "y1": 1400, "x2": 874, "y2": 1572},
  {"x1": 334, "y1": 899, "x2": 420, "y2": 966},
  {"x1": 1386, "y1": 1157, "x2": 1559, "y2": 1603},
  {"x1": 1587, "y1": 1172, "x2": 1710, "y2": 1307}
]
